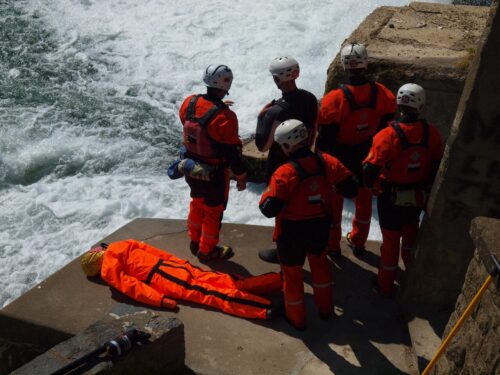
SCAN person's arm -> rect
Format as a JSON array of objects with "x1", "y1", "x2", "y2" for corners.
[
  {"x1": 101, "y1": 249, "x2": 177, "y2": 309},
  {"x1": 377, "y1": 112, "x2": 395, "y2": 132},
  {"x1": 316, "y1": 90, "x2": 341, "y2": 153},
  {"x1": 376, "y1": 84, "x2": 397, "y2": 132},
  {"x1": 362, "y1": 128, "x2": 395, "y2": 189},
  {"x1": 210, "y1": 110, "x2": 247, "y2": 186},
  {"x1": 316, "y1": 123, "x2": 339, "y2": 153},
  {"x1": 335, "y1": 175, "x2": 359, "y2": 198},
  {"x1": 255, "y1": 102, "x2": 282, "y2": 152},
  {"x1": 362, "y1": 162, "x2": 382, "y2": 188},
  {"x1": 324, "y1": 154, "x2": 358, "y2": 198},
  {"x1": 259, "y1": 167, "x2": 291, "y2": 218}
]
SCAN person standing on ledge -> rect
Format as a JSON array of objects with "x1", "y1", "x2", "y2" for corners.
[
  {"x1": 179, "y1": 64, "x2": 247, "y2": 261},
  {"x1": 363, "y1": 83, "x2": 443, "y2": 297},
  {"x1": 316, "y1": 42, "x2": 396, "y2": 260},
  {"x1": 255, "y1": 56, "x2": 318, "y2": 264},
  {"x1": 259, "y1": 119, "x2": 358, "y2": 330}
]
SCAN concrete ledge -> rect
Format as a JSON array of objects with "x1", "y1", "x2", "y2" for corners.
[{"x1": 12, "y1": 308, "x2": 185, "y2": 375}]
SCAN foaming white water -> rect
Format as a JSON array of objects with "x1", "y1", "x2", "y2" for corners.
[{"x1": 1, "y1": 0, "x2": 450, "y2": 307}]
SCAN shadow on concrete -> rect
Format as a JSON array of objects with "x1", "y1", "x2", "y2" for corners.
[{"x1": 247, "y1": 252, "x2": 412, "y2": 374}]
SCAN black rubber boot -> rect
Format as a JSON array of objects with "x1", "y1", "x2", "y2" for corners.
[{"x1": 258, "y1": 248, "x2": 280, "y2": 264}]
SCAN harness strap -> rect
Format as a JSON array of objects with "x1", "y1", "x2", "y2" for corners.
[
  {"x1": 145, "y1": 261, "x2": 271, "y2": 309},
  {"x1": 340, "y1": 82, "x2": 378, "y2": 111},
  {"x1": 288, "y1": 153, "x2": 326, "y2": 181},
  {"x1": 391, "y1": 120, "x2": 430, "y2": 150},
  {"x1": 186, "y1": 94, "x2": 227, "y2": 128}
]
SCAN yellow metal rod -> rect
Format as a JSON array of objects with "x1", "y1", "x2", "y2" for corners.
[{"x1": 421, "y1": 274, "x2": 493, "y2": 375}]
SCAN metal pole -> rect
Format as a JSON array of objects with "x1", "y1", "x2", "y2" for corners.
[{"x1": 421, "y1": 254, "x2": 499, "y2": 375}]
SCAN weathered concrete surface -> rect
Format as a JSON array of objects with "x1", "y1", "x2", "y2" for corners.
[
  {"x1": 324, "y1": 2, "x2": 490, "y2": 139},
  {"x1": 12, "y1": 310, "x2": 185, "y2": 375},
  {"x1": 2, "y1": 219, "x2": 417, "y2": 375},
  {"x1": 241, "y1": 138, "x2": 268, "y2": 183},
  {"x1": 399, "y1": 1, "x2": 500, "y2": 312},
  {"x1": 432, "y1": 217, "x2": 500, "y2": 375}
]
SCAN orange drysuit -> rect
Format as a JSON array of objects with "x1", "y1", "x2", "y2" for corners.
[
  {"x1": 179, "y1": 94, "x2": 246, "y2": 255},
  {"x1": 259, "y1": 150, "x2": 356, "y2": 328},
  {"x1": 364, "y1": 119, "x2": 443, "y2": 295},
  {"x1": 317, "y1": 80, "x2": 396, "y2": 252},
  {"x1": 100, "y1": 239, "x2": 282, "y2": 319}
]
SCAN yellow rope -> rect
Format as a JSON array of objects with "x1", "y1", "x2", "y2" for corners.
[{"x1": 421, "y1": 275, "x2": 493, "y2": 375}]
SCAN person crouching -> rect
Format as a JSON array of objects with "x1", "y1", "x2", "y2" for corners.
[{"x1": 259, "y1": 119, "x2": 359, "y2": 330}]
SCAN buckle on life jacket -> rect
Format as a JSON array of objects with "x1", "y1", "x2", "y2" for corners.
[
  {"x1": 392, "y1": 187, "x2": 427, "y2": 208},
  {"x1": 177, "y1": 158, "x2": 217, "y2": 181}
]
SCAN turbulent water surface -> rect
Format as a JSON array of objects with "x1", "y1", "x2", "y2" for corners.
[{"x1": 0, "y1": 0, "x2": 452, "y2": 307}]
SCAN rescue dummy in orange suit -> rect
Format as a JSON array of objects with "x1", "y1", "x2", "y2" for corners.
[{"x1": 83, "y1": 239, "x2": 282, "y2": 320}]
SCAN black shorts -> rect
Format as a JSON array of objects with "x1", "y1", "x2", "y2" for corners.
[
  {"x1": 186, "y1": 168, "x2": 228, "y2": 208},
  {"x1": 377, "y1": 190, "x2": 421, "y2": 231},
  {"x1": 277, "y1": 216, "x2": 331, "y2": 266},
  {"x1": 330, "y1": 140, "x2": 371, "y2": 180}
]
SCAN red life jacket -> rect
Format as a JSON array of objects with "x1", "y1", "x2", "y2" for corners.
[
  {"x1": 384, "y1": 120, "x2": 432, "y2": 185},
  {"x1": 336, "y1": 83, "x2": 380, "y2": 145},
  {"x1": 182, "y1": 95, "x2": 226, "y2": 164},
  {"x1": 281, "y1": 154, "x2": 332, "y2": 220}
]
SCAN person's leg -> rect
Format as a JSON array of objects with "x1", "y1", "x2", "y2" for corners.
[
  {"x1": 197, "y1": 170, "x2": 232, "y2": 260},
  {"x1": 349, "y1": 186, "x2": 372, "y2": 252},
  {"x1": 187, "y1": 197, "x2": 204, "y2": 253},
  {"x1": 277, "y1": 219, "x2": 307, "y2": 329},
  {"x1": 281, "y1": 265, "x2": 306, "y2": 329},
  {"x1": 307, "y1": 251, "x2": 333, "y2": 319},
  {"x1": 151, "y1": 265, "x2": 274, "y2": 320},
  {"x1": 375, "y1": 191, "x2": 402, "y2": 296},
  {"x1": 401, "y1": 220, "x2": 419, "y2": 268},
  {"x1": 235, "y1": 272, "x2": 283, "y2": 295},
  {"x1": 377, "y1": 229, "x2": 401, "y2": 296},
  {"x1": 327, "y1": 193, "x2": 344, "y2": 257}
]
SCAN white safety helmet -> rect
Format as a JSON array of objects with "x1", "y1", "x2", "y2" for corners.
[
  {"x1": 274, "y1": 119, "x2": 309, "y2": 155},
  {"x1": 269, "y1": 56, "x2": 300, "y2": 83},
  {"x1": 340, "y1": 43, "x2": 368, "y2": 70},
  {"x1": 203, "y1": 64, "x2": 233, "y2": 91},
  {"x1": 397, "y1": 83, "x2": 426, "y2": 113}
]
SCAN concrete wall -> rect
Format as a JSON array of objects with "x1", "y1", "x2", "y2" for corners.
[
  {"x1": 400, "y1": 2, "x2": 500, "y2": 311},
  {"x1": 433, "y1": 217, "x2": 499, "y2": 375}
]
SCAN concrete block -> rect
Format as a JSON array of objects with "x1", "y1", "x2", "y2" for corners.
[{"x1": 11, "y1": 308, "x2": 185, "y2": 375}]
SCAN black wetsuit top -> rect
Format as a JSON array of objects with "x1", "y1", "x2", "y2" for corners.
[{"x1": 255, "y1": 88, "x2": 318, "y2": 181}]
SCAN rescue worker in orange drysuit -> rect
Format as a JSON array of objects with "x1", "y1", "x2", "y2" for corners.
[
  {"x1": 363, "y1": 83, "x2": 443, "y2": 296},
  {"x1": 259, "y1": 119, "x2": 358, "y2": 330},
  {"x1": 255, "y1": 56, "x2": 318, "y2": 264},
  {"x1": 316, "y1": 43, "x2": 396, "y2": 259},
  {"x1": 179, "y1": 64, "x2": 247, "y2": 261},
  {"x1": 81, "y1": 239, "x2": 283, "y2": 320}
]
